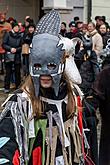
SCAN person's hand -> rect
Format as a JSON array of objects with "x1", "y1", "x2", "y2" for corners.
[{"x1": 11, "y1": 48, "x2": 16, "y2": 53}]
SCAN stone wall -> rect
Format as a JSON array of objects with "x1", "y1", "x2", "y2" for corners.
[
  {"x1": 92, "y1": 0, "x2": 110, "y2": 23},
  {"x1": 0, "y1": 0, "x2": 40, "y2": 23},
  {"x1": 0, "y1": 0, "x2": 85, "y2": 28}
]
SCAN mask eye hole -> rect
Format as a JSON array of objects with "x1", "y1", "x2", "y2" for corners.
[
  {"x1": 47, "y1": 63, "x2": 57, "y2": 70},
  {"x1": 34, "y1": 63, "x2": 42, "y2": 70}
]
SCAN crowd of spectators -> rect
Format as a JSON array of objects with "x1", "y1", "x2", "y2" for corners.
[
  {"x1": 0, "y1": 12, "x2": 36, "y2": 93},
  {"x1": 60, "y1": 15, "x2": 110, "y2": 165}
]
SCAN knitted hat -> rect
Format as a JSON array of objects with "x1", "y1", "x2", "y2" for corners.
[
  {"x1": 11, "y1": 22, "x2": 19, "y2": 29},
  {"x1": 69, "y1": 21, "x2": 76, "y2": 27}
]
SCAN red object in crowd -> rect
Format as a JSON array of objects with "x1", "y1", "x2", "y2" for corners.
[
  {"x1": 72, "y1": 28, "x2": 78, "y2": 34},
  {"x1": 0, "y1": 47, "x2": 5, "y2": 54}
]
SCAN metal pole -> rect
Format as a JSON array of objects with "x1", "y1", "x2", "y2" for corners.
[{"x1": 87, "y1": 0, "x2": 92, "y2": 23}]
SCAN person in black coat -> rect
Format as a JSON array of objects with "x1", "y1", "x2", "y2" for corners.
[
  {"x1": 59, "y1": 22, "x2": 67, "y2": 37},
  {"x1": 22, "y1": 23, "x2": 35, "y2": 76},
  {"x1": 74, "y1": 36, "x2": 99, "y2": 165},
  {"x1": 75, "y1": 36, "x2": 99, "y2": 96},
  {"x1": 99, "y1": 24, "x2": 110, "y2": 49},
  {"x1": 2, "y1": 22, "x2": 22, "y2": 93},
  {"x1": 92, "y1": 53, "x2": 110, "y2": 165},
  {"x1": 66, "y1": 21, "x2": 83, "y2": 54}
]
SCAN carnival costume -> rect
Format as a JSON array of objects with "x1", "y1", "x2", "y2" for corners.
[{"x1": 0, "y1": 10, "x2": 86, "y2": 165}]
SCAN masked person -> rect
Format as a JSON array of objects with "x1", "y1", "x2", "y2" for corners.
[
  {"x1": 74, "y1": 35, "x2": 99, "y2": 165},
  {"x1": 0, "y1": 10, "x2": 85, "y2": 165}
]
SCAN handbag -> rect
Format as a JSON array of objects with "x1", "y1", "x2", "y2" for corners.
[
  {"x1": 5, "y1": 52, "x2": 15, "y2": 62},
  {"x1": 22, "y1": 43, "x2": 29, "y2": 54}
]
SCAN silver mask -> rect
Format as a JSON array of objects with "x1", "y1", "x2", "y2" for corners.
[{"x1": 30, "y1": 33, "x2": 65, "y2": 96}]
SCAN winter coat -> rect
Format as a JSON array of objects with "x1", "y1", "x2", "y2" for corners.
[
  {"x1": 92, "y1": 65, "x2": 110, "y2": 165},
  {"x1": 2, "y1": 31, "x2": 22, "y2": 64},
  {"x1": 87, "y1": 29, "x2": 103, "y2": 56},
  {"x1": 59, "y1": 29, "x2": 67, "y2": 37},
  {"x1": 75, "y1": 49, "x2": 99, "y2": 165},
  {"x1": 75, "y1": 49, "x2": 99, "y2": 95},
  {"x1": 100, "y1": 32, "x2": 110, "y2": 49},
  {"x1": 22, "y1": 31, "x2": 34, "y2": 45}
]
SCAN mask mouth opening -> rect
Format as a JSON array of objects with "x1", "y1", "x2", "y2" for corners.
[
  {"x1": 40, "y1": 75, "x2": 53, "y2": 89},
  {"x1": 40, "y1": 75, "x2": 52, "y2": 81}
]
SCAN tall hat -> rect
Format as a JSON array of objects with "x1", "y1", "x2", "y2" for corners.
[{"x1": 30, "y1": 10, "x2": 65, "y2": 96}]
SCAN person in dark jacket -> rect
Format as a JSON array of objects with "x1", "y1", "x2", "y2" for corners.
[
  {"x1": 23, "y1": 17, "x2": 34, "y2": 33},
  {"x1": 75, "y1": 36, "x2": 99, "y2": 95},
  {"x1": 22, "y1": 23, "x2": 36, "y2": 76},
  {"x1": 74, "y1": 36, "x2": 99, "y2": 165},
  {"x1": 99, "y1": 24, "x2": 110, "y2": 49},
  {"x1": 66, "y1": 21, "x2": 78, "y2": 39},
  {"x1": 59, "y1": 22, "x2": 67, "y2": 37},
  {"x1": 3, "y1": 22, "x2": 22, "y2": 93},
  {"x1": 92, "y1": 54, "x2": 110, "y2": 165},
  {"x1": 66, "y1": 21, "x2": 83, "y2": 54}
]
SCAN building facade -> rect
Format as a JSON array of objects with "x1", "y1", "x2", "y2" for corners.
[
  {"x1": 0, "y1": 0, "x2": 41, "y2": 23},
  {"x1": 92, "y1": 0, "x2": 110, "y2": 22},
  {"x1": 0, "y1": 0, "x2": 110, "y2": 25},
  {"x1": 0, "y1": 0, "x2": 84, "y2": 25},
  {"x1": 43, "y1": 0, "x2": 84, "y2": 25}
]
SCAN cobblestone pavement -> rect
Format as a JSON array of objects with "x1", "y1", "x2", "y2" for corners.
[
  {"x1": 0, "y1": 75, "x2": 18, "y2": 111},
  {"x1": 0, "y1": 77, "x2": 8, "y2": 112},
  {"x1": 0, "y1": 92, "x2": 7, "y2": 111},
  {"x1": 0, "y1": 74, "x2": 17, "y2": 110}
]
